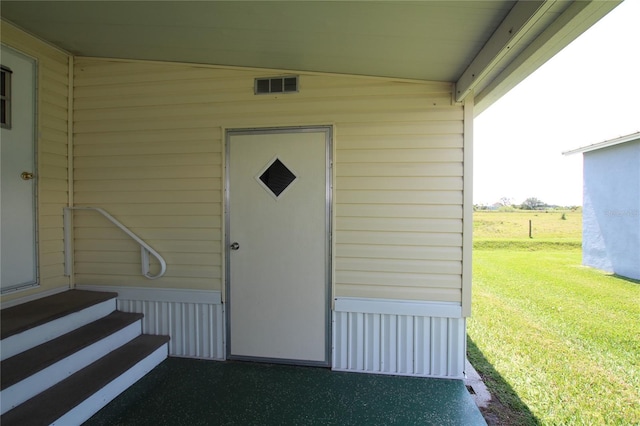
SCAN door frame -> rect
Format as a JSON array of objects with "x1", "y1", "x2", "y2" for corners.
[
  {"x1": 0, "y1": 44, "x2": 39, "y2": 294},
  {"x1": 224, "y1": 126, "x2": 333, "y2": 366}
]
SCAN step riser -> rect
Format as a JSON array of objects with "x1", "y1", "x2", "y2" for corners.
[
  {"x1": 0, "y1": 299, "x2": 117, "y2": 361},
  {"x1": 51, "y1": 342, "x2": 169, "y2": 426},
  {"x1": 0, "y1": 320, "x2": 142, "y2": 415}
]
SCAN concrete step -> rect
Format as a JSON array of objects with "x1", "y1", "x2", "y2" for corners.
[
  {"x1": 0, "y1": 311, "x2": 144, "y2": 414},
  {"x1": 1, "y1": 290, "x2": 118, "y2": 361},
  {"x1": 1, "y1": 334, "x2": 170, "y2": 426}
]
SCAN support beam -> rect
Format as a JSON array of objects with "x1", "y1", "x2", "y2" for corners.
[
  {"x1": 455, "y1": 0, "x2": 553, "y2": 102},
  {"x1": 474, "y1": 0, "x2": 621, "y2": 115}
]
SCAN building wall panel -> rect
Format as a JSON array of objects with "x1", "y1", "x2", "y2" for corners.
[{"x1": 73, "y1": 57, "x2": 464, "y2": 302}]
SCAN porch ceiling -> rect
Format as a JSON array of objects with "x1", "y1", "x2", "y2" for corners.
[{"x1": 0, "y1": 1, "x2": 619, "y2": 115}]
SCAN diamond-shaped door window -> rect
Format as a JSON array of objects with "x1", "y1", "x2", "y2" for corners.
[{"x1": 257, "y1": 158, "x2": 297, "y2": 198}]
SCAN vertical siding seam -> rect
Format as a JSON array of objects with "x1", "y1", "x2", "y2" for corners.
[{"x1": 67, "y1": 55, "x2": 75, "y2": 288}]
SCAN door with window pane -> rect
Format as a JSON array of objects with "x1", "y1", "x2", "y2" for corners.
[{"x1": 226, "y1": 128, "x2": 330, "y2": 365}]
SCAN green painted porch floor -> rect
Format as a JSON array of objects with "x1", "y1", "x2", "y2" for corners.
[{"x1": 84, "y1": 358, "x2": 486, "y2": 426}]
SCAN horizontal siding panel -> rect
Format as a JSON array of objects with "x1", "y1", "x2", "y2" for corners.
[
  {"x1": 40, "y1": 95, "x2": 68, "y2": 120},
  {"x1": 74, "y1": 88, "x2": 454, "y2": 111},
  {"x1": 39, "y1": 215, "x2": 64, "y2": 229},
  {"x1": 39, "y1": 203, "x2": 67, "y2": 216},
  {"x1": 73, "y1": 117, "x2": 219, "y2": 133},
  {"x1": 40, "y1": 264, "x2": 66, "y2": 281},
  {"x1": 74, "y1": 74, "x2": 448, "y2": 97},
  {"x1": 69, "y1": 203, "x2": 220, "y2": 217},
  {"x1": 337, "y1": 217, "x2": 461, "y2": 233},
  {"x1": 74, "y1": 251, "x2": 220, "y2": 267},
  {"x1": 74, "y1": 190, "x2": 220, "y2": 204},
  {"x1": 74, "y1": 274, "x2": 219, "y2": 290},
  {"x1": 336, "y1": 231, "x2": 462, "y2": 247},
  {"x1": 336, "y1": 177, "x2": 462, "y2": 191},
  {"x1": 338, "y1": 134, "x2": 463, "y2": 150},
  {"x1": 37, "y1": 165, "x2": 67, "y2": 180},
  {"x1": 75, "y1": 262, "x2": 218, "y2": 279},
  {"x1": 40, "y1": 251, "x2": 65, "y2": 267},
  {"x1": 74, "y1": 178, "x2": 220, "y2": 192},
  {"x1": 338, "y1": 148, "x2": 462, "y2": 163},
  {"x1": 75, "y1": 153, "x2": 220, "y2": 168},
  {"x1": 337, "y1": 204, "x2": 462, "y2": 219},
  {"x1": 40, "y1": 152, "x2": 67, "y2": 168},
  {"x1": 72, "y1": 215, "x2": 218, "y2": 229},
  {"x1": 337, "y1": 258, "x2": 461, "y2": 275},
  {"x1": 73, "y1": 95, "x2": 443, "y2": 122},
  {"x1": 40, "y1": 113, "x2": 68, "y2": 133},
  {"x1": 74, "y1": 128, "x2": 220, "y2": 145},
  {"x1": 75, "y1": 239, "x2": 219, "y2": 254},
  {"x1": 336, "y1": 271, "x2": 460, "y2": 289},
  {"x1": 337, "y1": 121, "x2": 463, "y2": 137},
  {"x1": 336, "y1": 244, "x2": 461, "y2": 261},
  {"x1": 336, "y1": 190, "x2": 462, "y2": 205},
  {"x1": 40, "y1": 240, "x2": 64, "y2": 254},
  {"x1": 39, "y1": 227, "x2": 63, "y2": 243},
  {"x1": 74, "y1": 165, "x2": 219, "y2": 180},
  {"x1": 39, "y1": 178, "x2": 68, "y2": 192},
  {"x1": 74, "y1": 140, "x2": 221, "y2": 156},
  {"x1": 74, "y1": 64, "x2": 239, "y2": 86},
  {"x1": 76, "y1": 227, "x2": 221, "y2": 241},
  {"x1": 40, "y1": 140, "x2": 68, "y2": 156},
  {"x1": 337, "y1": 163, "x2": 462, "y2": 177}
]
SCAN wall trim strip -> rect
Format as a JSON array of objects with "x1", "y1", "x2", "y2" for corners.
[
  {"x1": 76, "y1": 285, "x2": 222, "y2": 305},
  {"x1": 334, "y1": 297, "x2": 462, "y2": 318}
]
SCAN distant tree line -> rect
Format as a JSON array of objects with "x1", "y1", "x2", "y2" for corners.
[{"x1": 474, "y1": 197, "x2": 581, "y2": 211}]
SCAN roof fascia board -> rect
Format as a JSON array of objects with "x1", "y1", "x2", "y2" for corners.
[
  {"x1": 473, "y1": 0, "x2": 621, "y2": 116},
  {"x1": 454, "y1": 0, "x2": 553, "y2": 103},
  {"x1": 563, "y1": 132, "x2": 640, "y2": 155}
]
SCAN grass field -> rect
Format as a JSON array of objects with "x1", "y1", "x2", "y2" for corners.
[{"x1": 469, "y1": 210, "x2": 640, "y2": 425}]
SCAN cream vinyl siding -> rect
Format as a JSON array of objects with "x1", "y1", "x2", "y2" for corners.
[
  {"x1": 73, "y1": 58, "x2": 463, "y2": 301},
  {"x1": 1, "y1": 22, "x2": 70, "y2": 301}
]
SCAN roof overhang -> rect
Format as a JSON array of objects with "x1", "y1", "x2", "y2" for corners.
[
  {"x1": 0, "y1": 1, "x2": 620, "y2": 115},
  {"x1": 563, "y1": 131, "x2": 640, "y2": 155}
]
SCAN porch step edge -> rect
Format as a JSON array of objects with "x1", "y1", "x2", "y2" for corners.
[
  {"x1": 0, "y1": 334, "x2": 170, "y2": 426},
  {"x1": 0, "y1": 290, "x2": 118, "y2": 340},
  {"x1": 0, "y1": 312, "x2": 144, "y2": 414}
]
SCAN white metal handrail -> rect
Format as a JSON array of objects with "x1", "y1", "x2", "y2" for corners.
[{"x1": 64, "y1": 207, "x2": 167, "y2": 280}]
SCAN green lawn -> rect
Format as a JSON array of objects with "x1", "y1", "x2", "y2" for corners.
[{"x1": 469, "y1": 211, "x2": 640, "y2": 425}]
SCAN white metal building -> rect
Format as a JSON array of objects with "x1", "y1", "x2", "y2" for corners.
[{"x1": 564, "y1": 132, "x2": 640, "y2": 281}]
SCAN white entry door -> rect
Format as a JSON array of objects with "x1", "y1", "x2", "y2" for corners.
[
  {"x1": 227, "y1": 127, "x2": 331, "y2": 365},
  {"x1": 1, "y1": 46, "x2": 37, "y2": 292}
]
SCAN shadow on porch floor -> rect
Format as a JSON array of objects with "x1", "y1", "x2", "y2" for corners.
[{"x1": 85, "y1": 358, "x2": 486, "y2": 425}]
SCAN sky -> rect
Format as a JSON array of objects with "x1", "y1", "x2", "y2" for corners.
[{"x1": 473, "y1": 0, "x2": 640, "y2": 207}]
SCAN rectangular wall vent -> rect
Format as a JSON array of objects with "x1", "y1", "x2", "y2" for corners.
[{"x1": 255, "y1": 76, "x2": 298, "y2": 95}]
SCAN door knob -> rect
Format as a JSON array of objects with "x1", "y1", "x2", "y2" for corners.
[
  {"x1": 21, "y1": 171, "x2": 34, "y2": 180},
  {"x1": 230, "y1": 242, "x2": 240, "y2": 250}
]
